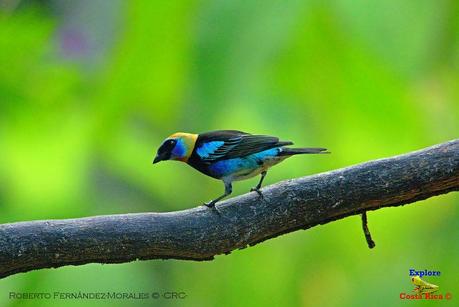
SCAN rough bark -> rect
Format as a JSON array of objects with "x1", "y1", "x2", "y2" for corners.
[{"x1": 0, "y1": 139, "x2": 458, "y2": 279}]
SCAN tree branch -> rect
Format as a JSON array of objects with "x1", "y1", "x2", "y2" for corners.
[{"x1": 1, "y1": 140, "x2": 458, "y2": 279}]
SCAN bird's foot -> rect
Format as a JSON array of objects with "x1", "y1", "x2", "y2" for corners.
[
  {"x1": 250, "y1": 187, "x2": 263, "y2": 197},
  {"x1": 203, "y1": 201, "x2": 222, "y2": 216},
  {"x1": 203, "y1": 201, "x2": 217, "y2": 208}
]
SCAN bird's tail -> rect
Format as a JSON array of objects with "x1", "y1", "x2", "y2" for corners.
[{"x1": 279, "y1": 147, "x2": 330, "y2": 156}]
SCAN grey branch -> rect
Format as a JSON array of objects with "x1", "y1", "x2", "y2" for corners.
[{"x1": 1, "y1": 140, "x2": 458, "y2": 279}]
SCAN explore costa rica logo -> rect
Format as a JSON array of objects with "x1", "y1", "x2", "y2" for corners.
[{"x1": 399, "y1": 269, "x2": 452, "y2": 300}]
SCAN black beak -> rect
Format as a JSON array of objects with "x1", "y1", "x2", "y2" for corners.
[{"x1": 153, "y1": 155, "x2": 162, "y2": 164}]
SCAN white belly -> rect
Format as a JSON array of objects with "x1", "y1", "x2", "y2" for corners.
[{"x1": 224, "y1": 156, "x2": 288, "y2": 182}]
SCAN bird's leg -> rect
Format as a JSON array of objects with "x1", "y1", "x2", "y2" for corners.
[
  {"x1": 250, "y1": 171, "x2": 267, "y2": 195},
  {"x1": 204, "y1": 182, "x2": 232, "y2": 208}
]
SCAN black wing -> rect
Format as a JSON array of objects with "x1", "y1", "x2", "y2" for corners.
[{"x1": 192, "y1": 130, "x2": 293, "y2": 163}]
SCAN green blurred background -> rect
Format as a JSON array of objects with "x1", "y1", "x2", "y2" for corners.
[{"x1": 0, "y1": 0, "x2": 458, "y2": 306}]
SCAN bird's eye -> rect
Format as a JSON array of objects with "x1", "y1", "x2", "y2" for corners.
[{"x1": 163, "y1": 139, "x2": 176, "y2": 150}]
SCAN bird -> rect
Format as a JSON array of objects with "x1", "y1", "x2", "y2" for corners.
[
  {"x1": 153, "y1": 130, "x2": 329, "y2": 207},
  {"x1": 411, "y1": 275, "x2": 439, "y2": 294}
]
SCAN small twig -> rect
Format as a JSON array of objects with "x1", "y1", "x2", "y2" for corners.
[{"x1": 361, "y1": 211, "x2": 376, "y2": 249}]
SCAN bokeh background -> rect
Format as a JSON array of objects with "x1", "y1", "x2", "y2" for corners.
[{"x1": 0, "y1": 0, "x2": 458, "y2": 306}]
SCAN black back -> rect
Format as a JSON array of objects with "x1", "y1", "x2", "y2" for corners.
[{"x1": 188, "y1": 130, "x2": 292, "y2": 178}]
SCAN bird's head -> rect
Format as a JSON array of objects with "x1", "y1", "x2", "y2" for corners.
[
  {"x1": 153, "y1": 132, "x2": 198, "y2": 164},
  {"x1": 411, "y1": 276, "x2": 423, "y2": 286}
]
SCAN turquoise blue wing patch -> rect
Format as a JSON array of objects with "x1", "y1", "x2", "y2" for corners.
[
  {"x1": 196, "y1": 136, "x2": 244, "y2": 161},
  {"x1": 196, "y1": 141, "x2": 226, "y2": 159}
]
